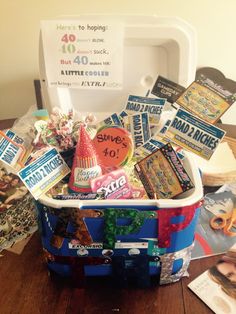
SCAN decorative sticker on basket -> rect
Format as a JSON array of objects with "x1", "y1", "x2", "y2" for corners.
[
  {"x1": 165, "y1": 107, "x2": 226, "y2": 160},
  {"x1": 103, "y1": 208, "x2": 157, "y2": 249},
  {"x1": 176, "y1": 67, "x2": 236, "y2": 124},
  {"x1": 151, "y1": 76, "x2": 186, "y2": 104},
  {"x1": 125, "y1": 95, "x2": 166, "y2": 125},
  {"x1": 40, "y1": 19, "x2": 124, "y2": 90},
  {"x1": 68, "y1": 241, "x2": 103, "y2": 250},
  {"x1": 160, "y1": 244, "x2": 193, "y2": 285},
  {"x1": 68, "y1": 241, "x2": 151, "y2": 250},
  {"x1": 134, "y1": 143, "x2": 194, "y2": 199},
  {"x1": 44, "y1": 207, "x2": 103, "y2": 249},
  {"x1": 114, "y1": 242, "x2": 149, "y2": 249},
  {"x1": 0, "y1": 130, "x2": 25, "y2": 169},
  {"x1": 52, "y1": 192, "x2": 105, "y2": 200},
  {"x1": 18, "y1": 148, "x2": 70, "y2": 200},
  {"x1": 157, "y1": 205, "x2": 196, "y2": 248}
]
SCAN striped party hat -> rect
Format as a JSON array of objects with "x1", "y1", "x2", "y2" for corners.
[{"x1": 68, "y1": 124, "x2": 101, "y2": 193}]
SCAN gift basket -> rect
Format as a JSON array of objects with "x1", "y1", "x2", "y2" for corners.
[
  {"x1": 4, "y1": 16, "x2": 235, "y2": 288},
  {"x1": 37, "y1": 149, "x2": 203, "y2": 287},
  {"x1": 33, "y1": 16, "x2": 203, "y2": 287}
]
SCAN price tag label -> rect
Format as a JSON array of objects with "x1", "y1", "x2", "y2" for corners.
[{"x1": 41, "y1": 19, "x2": 124, "y2": 90}]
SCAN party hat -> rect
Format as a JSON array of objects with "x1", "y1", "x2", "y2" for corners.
[{"x1": 68, "y1": 125, "x2": 102, "y2": 193}]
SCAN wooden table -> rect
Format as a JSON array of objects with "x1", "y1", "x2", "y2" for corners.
[
  {"x1": 0, "y1": 232, "x2": 219, "y2": 314},
  {"x1": 1, "y1": 118, "x2": 232, "y2": 314}
]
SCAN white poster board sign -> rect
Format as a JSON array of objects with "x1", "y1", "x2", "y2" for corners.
[{"x1": 41, "y1": 19, "x2": 124, "y2": 90}]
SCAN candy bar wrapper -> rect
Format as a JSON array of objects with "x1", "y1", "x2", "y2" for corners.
[
  {"x1": 134, "y1": 143, "x2": 194, "y2": 199},
  {"x1": 123, "y1": 112, "x2": 151, "y2": 149},
  {"x1": 52, "y1": 192, "x2": 105, "y2": 200}
]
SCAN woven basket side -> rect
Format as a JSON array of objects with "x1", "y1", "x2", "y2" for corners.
[
  {"x1": 223, "y1": 136, "x2": 236, "y2": 159},
  {"x1": 202, "y1": 136, "x2": 236, "y2": 186}
]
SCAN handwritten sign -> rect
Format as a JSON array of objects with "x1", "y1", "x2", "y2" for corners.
[
  {"x1": 93, "y1": 126, "x2": 133, "y2": 167},
  {"x1": 40, "y1": 19, "x2": 124, "y2": 90},
  {"x1": 18, "y1": 148, "x2": 70, "y2": 200}
]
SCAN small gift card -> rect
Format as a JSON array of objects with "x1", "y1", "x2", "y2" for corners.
[
  {"x1": 165, "y1": 106, "x2": 226, "y2": 160},
  {"x1": 134, "y1": 143, "x2": 194, "y2": 199},
  {"x1": 18, "y1": 148, "x2": 70, "y2": 200},
  {"x1": 151, "y1": 75, "x2": 186, "y2": 104},
  {"x1": 176, "y1": 67, "x2": 236, "y2": 124}
]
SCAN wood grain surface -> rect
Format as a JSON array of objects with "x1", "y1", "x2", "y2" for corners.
[{"x1": 0, "y1": 232, "x2": 216, "y2": 314}]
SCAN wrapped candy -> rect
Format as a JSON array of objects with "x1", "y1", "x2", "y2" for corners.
[
  {"x1": 33, "y1": 108, "x2": 98, "y2": 153},
  {"x1": 33, "y1": 108, "x2": 81, "y2": 151}
]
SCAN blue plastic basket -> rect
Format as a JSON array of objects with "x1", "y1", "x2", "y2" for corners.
[{"x1": 37, "y1": 153, "x2": 203, "y2": 287}]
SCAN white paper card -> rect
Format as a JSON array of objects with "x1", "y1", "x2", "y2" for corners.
[{"x1": 41, "y1": 19, "x2": 124, "y2": 90}]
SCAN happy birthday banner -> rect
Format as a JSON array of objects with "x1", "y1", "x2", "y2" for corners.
[{"x1": 40, "y1": 19, "x2": 124, "y2": 90}]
